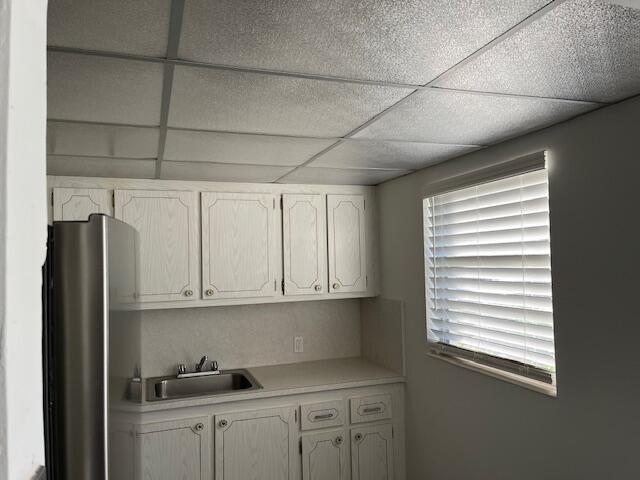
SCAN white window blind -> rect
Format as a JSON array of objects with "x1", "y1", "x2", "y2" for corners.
[{"x1": 423, "y1": 168, "x2": 556, "y2": 385}]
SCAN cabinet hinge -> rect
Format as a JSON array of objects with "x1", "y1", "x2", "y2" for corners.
[
  {"x1": 112, "y1": 192, "x2": 115, "y2": 208},
  {"x1": 51, "y1": 191, "x2": 54, "y2": 206},
  {"x1": 366, "y1": 275, "x2": 368, "y2": 288},
  {"x1": 280, "y1": 196, "x2": 283, "y2": 209},
  {"x1": 281, "y1": 279, "x2": 285, "y2": 294},
  {"x1": 299, "y1": 439, "x2": 302, "y2": 455},
  {"x1": 274, "y1": 279, "x2": 277, "y2": 291},
  {"x1": 364, "y1": 199, "x2": 366, "y2": 210},
  {"x1": 294, "y1": 409, "x2": 298, "y2": 423}
]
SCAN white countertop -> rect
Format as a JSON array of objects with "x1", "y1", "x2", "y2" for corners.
[{"x1": 117, "y1": 357, "x2": 405, "y2": 413}]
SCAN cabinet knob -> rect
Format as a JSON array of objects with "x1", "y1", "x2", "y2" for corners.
[
  {"x1": 332, "y1": 283, "x2": 340, "y2": 290},
  {"x1": 314, "y1": 285, "x2": 322, "y2": 292},
  {"x1": 205, "y1": 289, "x2": 214, "y2": 297},
  {"x1": 194, "y1": 422, "x2": 204, "y2": 432},
  {"x1": 184, "y1": 289, "x2": 193, "y2": 297},
  {"x1": 335, "y1": 435, "x2": 343, "y2": 445},
  {"x1": 218, "y1": 419, "x2": 228, "y2": 428},
  {"x1": 354, "y1": 433, "x2": 363, "y2": 442}
]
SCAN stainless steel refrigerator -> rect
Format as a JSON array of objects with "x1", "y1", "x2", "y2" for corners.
[{"x1": 43, "y1": 214, "x2": 141, "y2": 480}]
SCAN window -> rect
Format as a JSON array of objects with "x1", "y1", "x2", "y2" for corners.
[{"x1": 423, "y1": 166, "x2": 556, "y2": 391}]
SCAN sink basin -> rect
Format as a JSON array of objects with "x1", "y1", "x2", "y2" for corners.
[{"x1": 147, "y1": 369, "x2": 262, "y2": 401}]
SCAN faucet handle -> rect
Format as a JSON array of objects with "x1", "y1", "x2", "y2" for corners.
[
  {"x1": 177, "y1": 363, "x2": 186, "y2": 375},
  {"x1": 211, "y1": 360, "x2": 219, "y2": 372}
]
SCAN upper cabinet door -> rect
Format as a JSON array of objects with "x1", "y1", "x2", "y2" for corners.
[
  {"x1": 201, "y1": 192, "x2": 279, "y2": 300},
  {"x1": 283, "y1": 194, "x2": 327, "y2": 296},
  {"x1": 114, "y1": 189, "x2": 199, "y2": 302},
  {"x1": 327, "y1": 194, "x2": 367, "y2": 293},
  {"x1": 53, "y1": 187, "x2": 111, "y2": 221}
]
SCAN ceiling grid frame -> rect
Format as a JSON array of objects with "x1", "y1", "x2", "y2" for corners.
[
  {"x1": 154, "y1": 0, "x2": 185, "y2": 179},
  {"x1": 44, "y1": 0, "x2": 638, "y2": 184},
  {"x1": 275, "y1": 0, "x2": 575, "y2": 182}
]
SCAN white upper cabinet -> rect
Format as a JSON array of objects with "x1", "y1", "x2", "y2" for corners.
[
  {"x1": 327, "y1": 194, "x2": 367, "y2": 293},
  {"x1": 201, "y1": 192, "x2": 280, "y2": 300},
  {"x1": 114, "y1": 189, "x2": 199, "y2": 302},
  {"x1": 282, "y1": 194, "x2": 327, "y2": 296},
  {"x1": 53, "y1": 187, "x2": 111, "y2": 221}
]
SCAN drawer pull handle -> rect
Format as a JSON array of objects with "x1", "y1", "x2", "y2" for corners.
[
  {"x1": 313, "y1": 413, "x2": 334, "y2": 421},
  {"x1": 362, "y1": 406, "x2": 383, "y2": 414}
]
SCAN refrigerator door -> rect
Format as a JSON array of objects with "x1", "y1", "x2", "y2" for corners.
[{"x1": 46, "y1": 214, "x2": 140, "y2": 480}]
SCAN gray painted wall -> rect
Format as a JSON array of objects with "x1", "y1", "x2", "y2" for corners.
[{"x1": 376, "y1": 95, "x2": 640, "y2": 479}]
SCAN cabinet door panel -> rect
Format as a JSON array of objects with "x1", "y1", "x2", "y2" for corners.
[
  {"x1": 135, "y1": 417, "x2": 211, "y2": 480},
  {"x1": 283, "y1": 194, "x2": 327, "y2": 296},
  {"x1": 53, "y1": 187, "x2": 111, "y2": 221},
  {"x1": 201, "y1": 192, "x2": 279, "y2": 299},
  {"x1": 327, "y1": 194, "x2": 366, "y2": 293},
  {"x1": 302, "y1": 429, "x2": 349, "y2": 480},
  {"x1": 215, "y1": 406, "x2": 296, "y2": 480},
  {"x1": 114, "y1": 189, "x2": 198, "y2": 302},
  {"x1": 351, "y1": 424, "x2": 394, "y2": 480}
]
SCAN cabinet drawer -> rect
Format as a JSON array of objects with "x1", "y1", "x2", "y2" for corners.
[
  {"x1": 300, "y1": 400, "x2": 345, "y2": 431},
  {"x1": 350, "y1": 394, "x2": 392, "y2": 424}
]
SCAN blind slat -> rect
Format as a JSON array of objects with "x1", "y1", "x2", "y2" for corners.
[{"x1": 424, "y1": 167, "x2": 556, "y2": 378}]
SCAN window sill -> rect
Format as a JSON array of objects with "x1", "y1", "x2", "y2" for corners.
[{"x1": 427, "y1": 351, "x2": 557, "y2": 397}]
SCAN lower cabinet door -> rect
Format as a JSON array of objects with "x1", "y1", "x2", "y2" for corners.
[
  {"x1": 135, "y1": 416, "x2": 211, "y2": 480},
  {"x1": 351, "y1": 424, "x2": 394, "y2": 480},
  {"x1": 302, "y1": 429, "x2": 349, "y2": 480},
  {"x1": 214, "y1": 406, "x2": 297, "y2": 480}
]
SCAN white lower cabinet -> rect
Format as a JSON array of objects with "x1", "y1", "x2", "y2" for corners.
[
  {"x1": 351, "y1": 424, "x2": 394, "y2": 480},
  {"x1": 302, "y1": 429, "x2": 349, "y2": 480},
  {"x1": 135, "y1": 416, "x2": 211, "y2": 480},
  {"x1": 214, "y1": 406, "x2": 297, "y2": 480}
]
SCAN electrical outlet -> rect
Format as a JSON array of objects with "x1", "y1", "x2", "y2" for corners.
[{"x1": 294, "y1": 336, "x2": 304, "y2": 353}]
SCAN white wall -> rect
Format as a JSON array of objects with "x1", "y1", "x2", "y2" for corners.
[
  {"x1": 376, "y1": 95, "x2": 640, "y2": 479},
  {"x1": 0, "y1": 0, "x2": 48, "y2": 478},
  {"x1": 140, "y1": 299, "x2": 362, "y2": 377}
]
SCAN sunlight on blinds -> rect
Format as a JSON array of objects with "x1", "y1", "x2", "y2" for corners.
[{"x1": 424, "y1": 168, "x2": 556, "y2": 383}]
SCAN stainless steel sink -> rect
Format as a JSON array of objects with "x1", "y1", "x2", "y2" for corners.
[{"x1": 147, "y1": 369, "x2": 262, "y2": 401}]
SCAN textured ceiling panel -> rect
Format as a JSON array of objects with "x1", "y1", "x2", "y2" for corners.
[
  {"x1": 47, "y1": 156, "x2": 156, "y2": 179},
  {"x1": 164, "y1": 130, "x2": 335, "y2": 166},
  {"x1": 178, "y1": 0, "x2": 551, "y2": 84},
  {"x1": 279, "y1": 166, "x2": 409, "y2": 186},
  {"x1": 168, "y1": 66, "x2": 409, "y2": 137},
  {"x1": 48, "y1": 0, "x2": 171, "y2": 56},
  {"x1": 161, "y1": 161, "x2": 292, "y2": 182},
  {"x1": 48, "y1": 53, "x2": 164, "y2": 125},
  {"x1": 311, "y1": 139, "x2": 481, "y2": 170},
  {"x1": 434, "y1": 0, "x2": 640, "y2": 103},
  {"x1": 353, "y1": 89, "x2": 600, "y2": 145},
  {"x1": 47, "y1": 121, "x2": 159, "y2": 158}
]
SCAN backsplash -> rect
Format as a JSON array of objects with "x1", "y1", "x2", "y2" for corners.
[{"x1": 140, "y1": 299, "x2": 361, "y2": 377}]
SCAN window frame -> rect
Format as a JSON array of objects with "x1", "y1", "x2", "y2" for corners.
[{"x1": 421, "y1": 152, "x2": 557, "y2": 396}]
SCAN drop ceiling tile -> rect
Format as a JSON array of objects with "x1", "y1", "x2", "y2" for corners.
[
  {"x1": 48, "y1": 156, "x2": 156, "y2": 179},
  {"x1": 48, "y1": 52, "x2": 164, "y2": 125},
  {"x1": 311, "y1": 139, "x2": 481, "y2": 170},
  {"x1": 178, "y1": 0, "x2": 551, "y2": 84},
  {"x1": 168, "y1": 66, "x2": 410, "y2": 137},
  {"x1": 48, "y1": 0, "x2": 171, "y2": 57},
  {"x1": 279, "y1": 167, "x2": 409, "y2": 186},
  {"x1": 160, "y1": 162, "x2": 292, "y2": 183},
  {"x1": 434, "y1": 0, "x2": 640, "y2": 103},
  {"x1": 353, "y1": 89, "x2": 600, "y2": 145},
  {"x1": 47, "y1": 121, "x2": 159, "y2": 158},
  {"x1": 164, "y1": 130, "x2": 335, "y2": 166}
]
